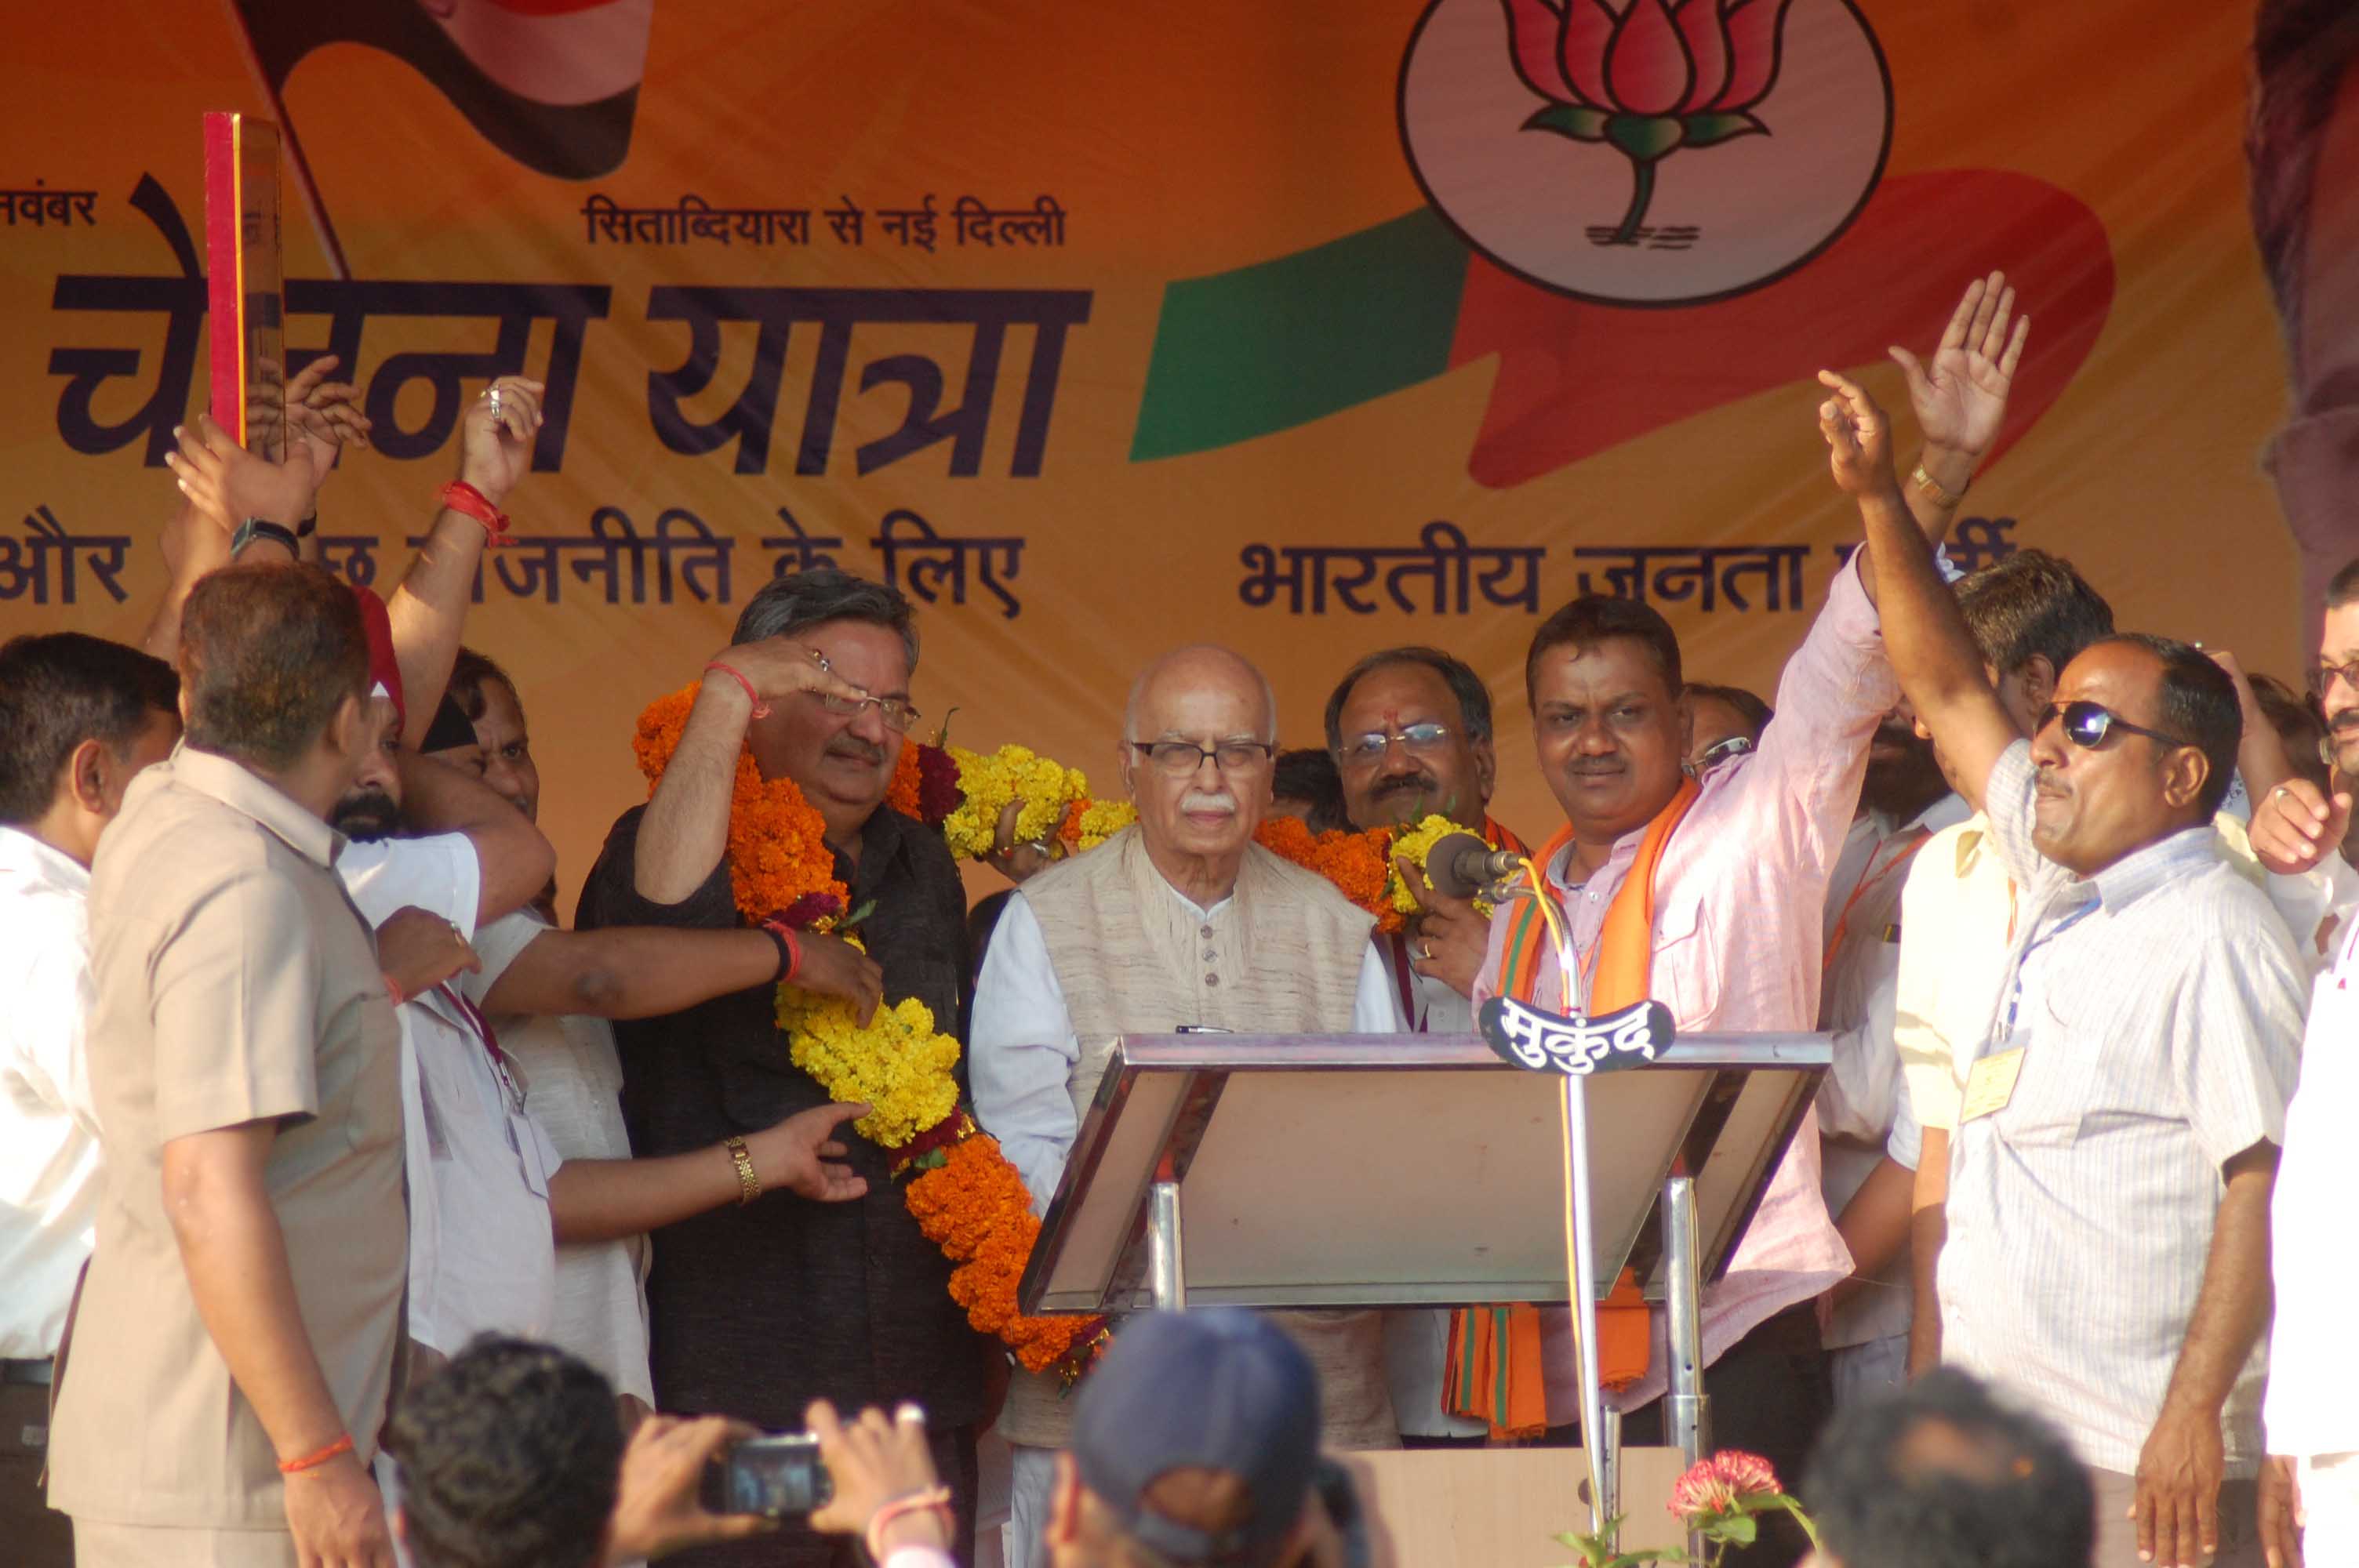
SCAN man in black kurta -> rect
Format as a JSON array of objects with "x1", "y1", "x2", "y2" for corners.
[{"x1": 578, "y1": 572, "x2": 983, "y2": 1566}]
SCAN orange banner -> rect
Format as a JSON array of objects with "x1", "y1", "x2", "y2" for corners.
[{"x1": 0, "y1": 0, "x2": 2331, "y2": 895}]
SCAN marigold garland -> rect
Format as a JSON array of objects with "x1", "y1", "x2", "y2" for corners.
[
  {"x1": 634, "y1": 686, "x2": 1105, "y2": 1383},
  {"x1": 1388, "y1": 814, "x2": 1498, "y2": 919},
  {"x1": 905, "y1": 1132, "x2": 1106, "y2": 1374},
  {"x1": 634, "y1": 686, "x2": 845, "y2": 927},
  {"x1": 1253, "y1": 817, "x2": 1405, "y2": 931},
  {"x1": 1058, "y1": 797, "x2": 1137, "y2": 851},
  {"x1": 887, "y1": 742, "x2": 966, "y2": 829},
  {"x1": 941, "y1": 745, "x2": 1091, "y2": 860},
  {"x1": 774, "y1": 987, "x2": 963, "y2": 1149}
]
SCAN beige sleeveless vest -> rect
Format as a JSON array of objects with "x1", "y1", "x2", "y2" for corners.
[{"x1": 996, "y1": 826, "x2": 1399, "y2": 1451}]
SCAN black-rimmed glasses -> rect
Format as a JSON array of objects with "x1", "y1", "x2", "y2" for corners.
[
  {"x1": 1131, "y1": 740, "x2": 1278, "y2": 775},
  {"x1": 2036, "y1": 699, "x2": 2191, "y2": 752}
]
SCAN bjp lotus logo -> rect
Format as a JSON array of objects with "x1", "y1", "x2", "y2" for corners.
[{"x1": 1401, "y1": 0, "x2": 1892, "y2": 305}]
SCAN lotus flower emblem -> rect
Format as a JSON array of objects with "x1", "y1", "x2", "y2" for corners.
[{"x1": 1503, "y1": 0, "x2": 1797, "y2": 243}]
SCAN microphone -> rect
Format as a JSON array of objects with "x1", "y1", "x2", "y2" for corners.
[{"x1": 1422, "y1": 831, "x2": 1527, "y2": 900}]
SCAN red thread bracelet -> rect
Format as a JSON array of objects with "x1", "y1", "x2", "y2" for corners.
[
  {"x1": 436, "y1": 480, "x2": 514, "y2": 546},
  {"x1": 761, "y1": 919, "x2": 803, "y2": 983},
  {"x1": 703, "y1": 662, "x2": 771, "y2": 719},
  {"x1": 278, "y1": 1433, "x2": 354, "y2": 1475}
]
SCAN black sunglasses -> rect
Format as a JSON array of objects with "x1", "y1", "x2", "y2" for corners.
[{"x1": 2037, "y1": 699, "x2": 2193, "y2": 752}]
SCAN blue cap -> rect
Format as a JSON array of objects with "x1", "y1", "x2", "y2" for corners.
[{"x1": 1070, "y1": 1309, "x2": 1321, "y2": 1568}]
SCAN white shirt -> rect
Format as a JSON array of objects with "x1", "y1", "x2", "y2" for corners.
[
  {"x1": 0, "y1": 827, "x2": 102, "y2": 1358},
  {"x1": 969, "y1": 886, "x2": 1404, "y2": 1218},
  {"x1": 464, "y1": 909, "x2": 654, "y2": 1406},
  {"x1": 2266, "y1": 905, "x2": 2359, "y2": 1457},
  {"x1": 1818, "y1": 794, "x2": 1972, "y2": 1351},
  {"x1": 339, "y1": 837, "x2": 559, "y2": 1356}
]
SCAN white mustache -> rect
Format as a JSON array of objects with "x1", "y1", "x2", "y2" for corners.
[{"x1": 1180, "y1": 791, "x2": 1238, "y2": 815}]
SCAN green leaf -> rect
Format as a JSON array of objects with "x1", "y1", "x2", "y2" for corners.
[
  {"x1": 1707, "y1": 1514, "x2": 1757, "y2": 1547},
  {"x1": 1605, "y1": 114, "x2": 1685, "y2": 161},
  {"x1": 840, "y1": 898, "x2": 878, "y2": 927},
  {"x1": 1523, "y1": 103, "x2": 1612, "y2": 142},
  {"x1": 1678, "y1": 111, "x2": 1768, "y2": 149}
]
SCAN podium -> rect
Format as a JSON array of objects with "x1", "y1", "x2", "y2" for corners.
[{"x1": 1017, "y1": 1030, "x2": 1830, "y2": 1544}]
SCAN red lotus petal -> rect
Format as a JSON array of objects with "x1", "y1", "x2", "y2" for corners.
[
  {"x1": 1709, "y1": 0, "x2": 1794, "y2": 111},
  {"x1": 1604, "y1": 0, "x2": 1694, "y2": 117},
  {"x1": 1673, "y1": 0, "x2": 1733, "y2": 112},
  {"x1": 1502, "y1": 0, "x2": 1576, "y2": 102},
  {"x1": 1558, "y1": 0, "x2": 1619, "y2": 108}
]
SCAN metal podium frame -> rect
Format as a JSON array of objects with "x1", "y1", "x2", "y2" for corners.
[{"x1": 1016, "y1": 1031, "x2": 1830, "y2": 1537}]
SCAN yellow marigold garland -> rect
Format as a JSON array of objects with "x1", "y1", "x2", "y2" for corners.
[
  {"x1": 1388, "y1": 814, "x2": 1498, "y2": 919},
  {"x1": 774, "y1": 987, "x2": 962, "y2": 1149},
  {"x1": 1059, "y1": 797, "x2": 1137, "y2": 852},
  {"x1": 942, "y1": 745, "x2": 1090, "y2": 860}
]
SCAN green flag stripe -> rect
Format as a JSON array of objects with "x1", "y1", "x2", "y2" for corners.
[{"x1": 1129, "y1": 209, "x2": 1468, "y2": 463}]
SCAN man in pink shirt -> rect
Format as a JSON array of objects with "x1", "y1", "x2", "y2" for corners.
[{"x1": 1473, "y1": 276, "x2": 2028, "y2": 1559}]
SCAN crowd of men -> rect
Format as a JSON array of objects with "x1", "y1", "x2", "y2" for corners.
[{"x1": 3, "y1": 267, "x2": 2356, "y2": 1568}]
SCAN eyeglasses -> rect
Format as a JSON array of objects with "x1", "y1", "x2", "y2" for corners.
[
  {"x1": 1131, "y1": 739, "x2": 1278, "y2": 775},
  {"x1": 2036, "y1": 699, "x2": 2192, "y2": 752},
  {"x1": 1339, "y1": 722, "x2": 1454, "y2": 765},
  {"x1": 814, "y1": 688, "x2": 921, "y2": 734},
  {"x1": 1697, "y1": 734, "x2": 1756, "y2": 768},
  {"x1": 2306, "y1": 657, "x2": 2359, "y2": 699}
]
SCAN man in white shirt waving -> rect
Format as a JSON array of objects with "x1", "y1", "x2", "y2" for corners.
[{"x1": 0, "y1": 632, "x2": 181, "y2": 1567}]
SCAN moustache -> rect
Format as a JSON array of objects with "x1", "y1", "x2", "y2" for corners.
[
  {"x1": 1180, "y1": 791, "x2": 1238, "y2": 815},
  {"x1": 825, "y1": 736, "x2": 888, "y2": 765},
  {"x1": 331, "y1": 789, "x2": 401, "y2": 841},
  {"x1": 1372, "y1": 768, "x2": 1438, "y2": 798},
  {"x1": 2328, "y1": 710, "x2": 2359, "y2": 736}
]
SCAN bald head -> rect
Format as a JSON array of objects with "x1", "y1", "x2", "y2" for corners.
[{"x1": 1124, "y1": 645, "x2": 1277, "y2": 746}]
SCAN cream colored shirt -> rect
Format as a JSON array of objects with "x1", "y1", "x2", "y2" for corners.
[{"x1": 50, "y1": 748, "x2": 407, "y2": 1530}]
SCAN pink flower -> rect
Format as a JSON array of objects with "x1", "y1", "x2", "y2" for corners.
[
  {"x1": 1668, "y1": 1461, "x2": 1739, "y2": 1519},
  {"x1": 1709, "y1": 1450, "x2": 1783, "y2": 1498},
  {"x1": 1503, "y1": 0, "x2": 1795, "y2": 118},
  {"x1": 1669, "y1": 1450, "x2": 1786, "y2": 1523}
]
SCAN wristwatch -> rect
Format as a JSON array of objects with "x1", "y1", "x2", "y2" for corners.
[{"x1": 231, "y1": 516, "x2": 301, "y2": 558}]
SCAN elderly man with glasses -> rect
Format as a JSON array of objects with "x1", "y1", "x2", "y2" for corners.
[
  {"x1": 969, "y1": 643, "x2": 1405, "y2": 1568},
  {"x1": 578, "y1": 569, "x2": 988, "y2": 1568}
]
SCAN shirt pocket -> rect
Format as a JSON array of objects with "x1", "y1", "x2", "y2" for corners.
[
  {"x1": 1990, "y1": 1029, "x2": 2093, "y2": 1147},
  {"x1": 1651, "y1": 892, "x2": 1721, "y2": 1027}
]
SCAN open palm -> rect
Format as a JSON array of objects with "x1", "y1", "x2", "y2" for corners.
[{"x1": 1890, "y1": 270, "x2": 2029, "y2": 459}]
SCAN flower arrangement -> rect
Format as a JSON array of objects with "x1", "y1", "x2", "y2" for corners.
[
  {"x1": 633, "y1": 686, "x2": 846, "y2": 927},
  {"x1": 941, "y1": 744, "x2": 1091, "y2": 861},
  {"x1": 634, "y1": 689, "x2": 1107, "y2": 1384},
  {"x1": 1555, "y1": 1450, "x2": 1818, "y2": 1568}
]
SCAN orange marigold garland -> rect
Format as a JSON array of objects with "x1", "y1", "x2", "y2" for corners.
[
  {"x1": 1252, "y1": 817, "x2": 1405, "y2": 932},
  {"x1": 633, "y1": 686, "x2": 846, "y2": 927},
  {"x1": 634, "y1": 687, "x2": 1107, "y2": 1385}
]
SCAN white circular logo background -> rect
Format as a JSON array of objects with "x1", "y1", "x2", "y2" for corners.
[{"x1": 1400, "y1": 0, "x2": 1893, "y2": 307}]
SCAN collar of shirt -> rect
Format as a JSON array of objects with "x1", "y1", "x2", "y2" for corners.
[
  {"x1": 1897, "y1": 793, "x2": 1974, "y2": 839},
  {"x1": 2081, "y1": 823, "x2": 2218, "y2": 916},
  {"x1": 1160, "y1": 878, "x2": 1232, "y2": 922},
  {"x1": 170, "y1": 746, "x2": 343, "y2": 869},
  {"x1": 0, "y1": 824, "x2": 89, "y2": 898}
]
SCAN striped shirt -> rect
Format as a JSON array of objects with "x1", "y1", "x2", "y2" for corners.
[{"x1": 1939, "y1": 742, "x2": 2304, "y2": 1477}]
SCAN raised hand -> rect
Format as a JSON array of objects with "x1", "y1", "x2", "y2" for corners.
[
  {"x1": 744, "y1": 1102, "x2": 873, "y2": 1202},
  {"x1": 1888, "y1": 270, "x2": 2030, "y2": 461},
  {"x1": 2248, "y1": 776, "x2": 2353, "y2": 876},
  {"x1": 1393, "y1": 852, "x2": 1488, "y2": 1000},
  {"x1": 457, "y1": 376, "x2": 545, "y2": 506},
  {"x1": 705, "y1": 637, "x2": 869, "y2": 712},
  {"x1": 283, "y1": 353, "x2": 372, "y2": 503},
  {"x1": 165, "y1": 412, "x2": 318, "y2": 534},
  {"x1": 987, "y1": 799, "x2": 1064, "y2": 885},
  {"x1": 805, "y1": 1399, "x2": 951, "y2": 1555},
  {"x1": 1816, "y1": 369, "x2": 1898, "y2": 497}
]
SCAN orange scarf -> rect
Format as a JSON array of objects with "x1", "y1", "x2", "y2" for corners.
[{"x1": 1444, "y1": 779, "x2": 1698, "y2": 1438}]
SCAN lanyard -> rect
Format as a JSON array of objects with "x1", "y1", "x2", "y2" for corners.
[
  {"x1": 1822, "y1": 826, "x2": 1933, "y2": 972},
  {"x1": 2000, "y1": 899, "x2": 2098, "y2": 1037},
  {"x1": 435, "y1": 983, "x2": 525, "y2": 1116}
]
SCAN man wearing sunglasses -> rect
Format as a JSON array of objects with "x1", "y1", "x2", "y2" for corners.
[
  {"x1": 971, "y1": 644, "x2": 1406, "y2": 1567},
  {"x1": 579, "y1": 569, "x2": 992, "y2": 1567},
  {"x1": 1825, "y1": 368, "x2": 2305, "y2": 1568}
]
